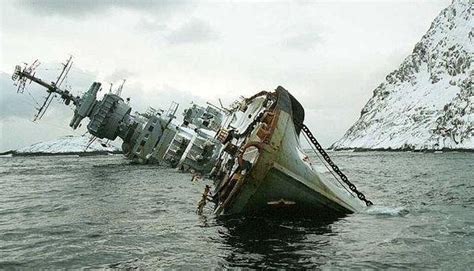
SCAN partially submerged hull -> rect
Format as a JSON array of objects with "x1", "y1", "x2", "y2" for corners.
[
  {"x1": 12, "y1": 59, "x2": 371, "y2": 217},
  {"x1": 212, "y1": 87, "x2": 364, "y2": 215}
]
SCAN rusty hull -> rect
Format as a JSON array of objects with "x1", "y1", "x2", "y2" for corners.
[{"x1": 212, "y1": 86, "x2": 364, "y2": 216}]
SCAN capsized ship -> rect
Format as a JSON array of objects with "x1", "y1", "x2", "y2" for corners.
[{"x1": 12, "y1": 58, "x2": 373, "y2": 216}]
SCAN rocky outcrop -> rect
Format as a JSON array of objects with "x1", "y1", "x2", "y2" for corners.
[{"x1": 332, "y1": 0, "x2": 473, "y2": 151}]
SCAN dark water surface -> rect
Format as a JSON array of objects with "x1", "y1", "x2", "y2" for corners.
[{"x1": 0, "y1": 152, "x2": 472, "y2": 269}]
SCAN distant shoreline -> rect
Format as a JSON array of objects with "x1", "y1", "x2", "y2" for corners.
[
  {"x1": 330, "y1": 148, "x2": 474, "y2": 153},
  {"x1": 0, "y1": 150, "x2": 123, "y2": 157}
]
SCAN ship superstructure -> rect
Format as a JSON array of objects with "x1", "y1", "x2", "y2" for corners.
[{"x1": 12, "y1": 59, "x2": 223, "y2": 172}]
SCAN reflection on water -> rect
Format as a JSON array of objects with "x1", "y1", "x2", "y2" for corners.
[{"x1": 217, "y1": 215, "x2": 339, "y2": 269}]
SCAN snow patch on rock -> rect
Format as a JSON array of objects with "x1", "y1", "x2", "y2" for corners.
[
  {"x1": 332, "y1": 0, "x2": 473, "y2": 151},
  {"x1": 16, "y1": 135, "x2": 120, "y2": 154}
]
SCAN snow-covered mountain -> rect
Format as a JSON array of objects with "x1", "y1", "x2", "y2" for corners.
[
  {"x1": 13, "y1": 135, "x2": 120, "y2": 155},
  {"x1": 332, "y1": 0, "x2": 472, "y2": 151}
]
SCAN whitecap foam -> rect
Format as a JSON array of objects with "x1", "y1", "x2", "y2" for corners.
[{"x1": 364, "y1": 206, "x2": 409, "y2": 216}]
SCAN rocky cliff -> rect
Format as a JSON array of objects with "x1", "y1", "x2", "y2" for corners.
[{"x1": 332, "y1": 0, "x2": 472, "y2": 151}]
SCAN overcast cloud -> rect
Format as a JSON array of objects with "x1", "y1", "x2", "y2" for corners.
[
  {"x1": 17, "y1": 0, "x2": 190, "y2": 18},
  {"x1": 0, "y1": 0, "x2": 451, "y2": 151},
  {"x1": 166, "y1": 18, "x2": 219, "y2": 44}
]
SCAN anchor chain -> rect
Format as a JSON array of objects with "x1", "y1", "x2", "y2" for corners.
[{"x1": 302, "y1": 124, "x2": 373, "y2": 206}]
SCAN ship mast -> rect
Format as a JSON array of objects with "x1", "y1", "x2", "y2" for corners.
[
  {"x1": 12, "y1": 58, "x2": 79, "y2": 113},
  {"x1": 33, "y1": 56, "x2": 74, "y2": 121}
]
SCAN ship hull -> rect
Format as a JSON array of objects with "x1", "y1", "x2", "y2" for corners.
[
  {"x1": 226, "y1": 167, "x2": 355, "y2": 216},
  {"x1": 215, "y1": 87, "x2": 363, "y2": 216}
]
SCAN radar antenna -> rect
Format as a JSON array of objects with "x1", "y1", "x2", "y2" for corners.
[
  {"x1": 12, "y1": 57, "x2": 79, "y2": 120},
  {"x1": 13, "y1": 60, "x2": 40, "y2": 93},
  {"x1": 33, "y1": 56, "x2": 73, "y2": 121}
]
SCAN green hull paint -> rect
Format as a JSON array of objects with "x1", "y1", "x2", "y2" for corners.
[{"x1": 224, "y1": 110, "x2": 363, "y2": 215}]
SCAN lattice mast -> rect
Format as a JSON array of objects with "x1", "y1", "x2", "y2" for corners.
[{"x1": 12, "y1": 57, "x2": 78, "y2": 118}]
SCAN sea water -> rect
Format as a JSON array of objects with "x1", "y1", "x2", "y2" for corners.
[{"x1": 0, "y1": 152, "x2": 472, "y2": 269}]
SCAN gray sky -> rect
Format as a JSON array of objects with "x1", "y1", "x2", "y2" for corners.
[{"x1": 0, "y1": 0, "x2": 451, "y2": 151}]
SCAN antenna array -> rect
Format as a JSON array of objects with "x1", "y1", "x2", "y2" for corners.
[{"x1": 33, "y1": 56, "x2": 74, "y2": 121}]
